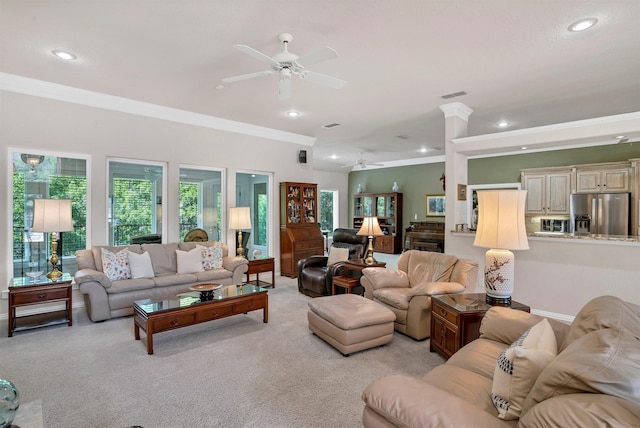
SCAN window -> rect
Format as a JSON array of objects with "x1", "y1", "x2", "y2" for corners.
[
  {"x1": 11, "y1": 150, "x2": 88, "y2": 278},
  {"x1": 236, "y1": 172, "x2": 271, "y2": 258},
  {"x1": 179, "y1": 167, "x2": 223, "y2": 241},
  {"x1": 319, "y1": 190, "x2": 338, "y2": 234},
  {"x1": 108, "y1": 160, "x2": 165, "y2": 245}
]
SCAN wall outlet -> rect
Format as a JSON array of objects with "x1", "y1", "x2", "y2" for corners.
[{"x1": 1, "y1": 290, "x2": 8, "y2": 299}]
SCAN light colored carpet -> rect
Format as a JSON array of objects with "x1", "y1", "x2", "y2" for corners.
[{"x1": 1, "y1": 275, "x2": 444, "y2": 428}]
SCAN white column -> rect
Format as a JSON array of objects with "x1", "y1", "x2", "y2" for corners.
[{"x1": 439, "y1": 102, "x2": 473, "y2": 249}]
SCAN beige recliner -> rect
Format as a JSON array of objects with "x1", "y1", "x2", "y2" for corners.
[{"x1": 360, "y1": 250, "x2": 478, "y2": 340}]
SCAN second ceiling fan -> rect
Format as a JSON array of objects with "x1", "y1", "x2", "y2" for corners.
[{"x1": 222, "y1": 33, "x2": 347, "y2": 99}]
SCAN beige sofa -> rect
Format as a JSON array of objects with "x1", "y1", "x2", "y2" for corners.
[
  {"x1": 75, "y1": 241, "x2": 248, "y2": 322},
  {"x1": 362, "y1": 295, "x2": 640, "y2": 427},
  {"x1": 360, "y1": 250, "x2": 478, "y2": 340}
]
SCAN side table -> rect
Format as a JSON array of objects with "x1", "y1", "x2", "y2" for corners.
[
  {"x1": 430, "y1": 293, "x2": 530, "y2": 359},
  {"x1": 8, "y1": 274, "x2": 73, "y2": 337},
  {"x1": 331, "y1": 258, "x2": 386, "y2": 295},
  {"x1": 246, "y1": 257, "x2": 275, "y2": 288}
]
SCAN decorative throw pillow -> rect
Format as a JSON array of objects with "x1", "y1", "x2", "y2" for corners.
[
  {"x1": 199, "y1": 243, "x2": 223, "y2": 270},
  {"x1": 327, "y1": 247, "x2": 349, "y2": 265},
  {"x1": 176, "y1": 247, "x2": 204, "y2": 274},
  {"x1": 127, "y1": 250, "x2": 155, "y2": 279},
  {"x1": 101, "y1": 248, "x2": 131, "y2": 281},
  {"x1": 491, "y1": 318, "x2": 557, "y2": 420}
]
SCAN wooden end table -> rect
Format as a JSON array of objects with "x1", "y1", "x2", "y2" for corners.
[
  {"x1": 8, "y1": 273, "x2": 73, "y2": 337},
  {"x1": 430, "y1": 293, "x2": 530, "y2": 359},
  {"x1": 331, "y1": 258, "x2": 386, "y2": 295},
  {"x1": 246, "y1": 257, "x2": 275, "y2": 288}
]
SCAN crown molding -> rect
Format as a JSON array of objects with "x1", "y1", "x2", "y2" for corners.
[{"x1": 0, "y1": 73, "x2": 316, "y2": 146}]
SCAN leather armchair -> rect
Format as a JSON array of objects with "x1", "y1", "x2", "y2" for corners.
[
  {"x1": 297, "y1": 228, "x2": 368, "y2": 297},
  {"x1": 360, "y1": 250, "x2": 478, "y2": 340}
]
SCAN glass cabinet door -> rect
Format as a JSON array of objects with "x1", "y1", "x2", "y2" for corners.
[
  {"x1": 302, "y1": 185, "x2": 316, "y2": 223},
  {"x1": 286, "y1": 185, "x2": 301, "y2": 224},
  {"x1": 377, "y1": 196, "x2": 386, "y2": 217},
  {"x1": 363, "y1": 196, "x2": 373, "y2": 216},
  {"x1": 354, "y1": 195, "x2": 363, "y2": 217}
]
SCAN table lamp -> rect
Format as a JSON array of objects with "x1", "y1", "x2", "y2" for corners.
[
  {"x1": 473, "y1": 190, "x2": 529, "y2": 303},
  {"x1": 31, "y1": 198, "x2": 74, "y2": 281},
  {"x1": 228, "y1": 207, "x2": 251, "y2": 258},
  {"x1": 357, "y1": 216, "x2": 384, "y2": 265}
]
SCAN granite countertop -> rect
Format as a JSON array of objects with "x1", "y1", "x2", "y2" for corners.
[{"x1": 451, "y1": 229, "x2": 640, "y2": 243}]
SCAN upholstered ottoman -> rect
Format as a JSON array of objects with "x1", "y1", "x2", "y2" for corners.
[{"x1": 308, "y1": 294, "x2": 395, "y2": 356}]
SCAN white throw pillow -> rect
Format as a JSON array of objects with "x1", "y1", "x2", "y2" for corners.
[
  {"x1": 327, "y1": 247, "x2": 349, "y2": 266},
  {"x1": 127, "y1": 250, "x2": 155, "y2": 279},
  {"x1": 491, "y1": 318, "x2": 558, "y2": 420},
  {"x1": 101, "y1": 248, "x2": 131, "y2": 281},
  {"x1": 199, "y1": 243, "x2": 223, "y2": 270},
  {"x1": 176, "y1": 247, "x2": 204, "y2": 274}
]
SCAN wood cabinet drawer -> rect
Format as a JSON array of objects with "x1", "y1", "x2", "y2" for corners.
[
  {"x1": 196, "y1": 304, "x2": 234, "y2": 322},
  {"x1": 152, "y1": 312, "x2": 196, "y2": 331},
  {"x1": 433, "y1": 303, "x2": 458, "y2": 325},
  {"x1": 12, "y1": 288, "x2": 69, "y2": 305},
  {"x1": 249, "y1": 261, "x2": 273, "y2": 274},
  {"x1": 234, "y1": 297, "x2": 264, "y2": 313},
  {"x1": 294, "y1": 240, "x2": 322, "y2": 250}
]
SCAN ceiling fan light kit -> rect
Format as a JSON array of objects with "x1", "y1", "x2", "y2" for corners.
[{"x1": 222, "y1": 33, "x2": 347, "y2": 100}]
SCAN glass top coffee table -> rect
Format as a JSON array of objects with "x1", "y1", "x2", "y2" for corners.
[{"x1": 133, "y1": 283, "x2": 268, "y2": 355}]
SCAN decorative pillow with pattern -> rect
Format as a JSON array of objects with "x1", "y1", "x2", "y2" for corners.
[
  {"x1": 491, "y1": 318, "x2": 557, "y2": 420},
  {"x1": 199, "y1": 243, "x2": 223, "y2": 270},
  {"x1": 101, "y1": 248, "x2": 131, "y2": 281}
]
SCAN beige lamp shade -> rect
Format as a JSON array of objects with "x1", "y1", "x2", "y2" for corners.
[
  {"x1": 357, "y1": 216, "x2": 384, "y2": 237},
  {"x1": 228, "y1": 207, "x2": 252, "y2": 230},
  {"x1": 32, "y1": 199, "x2": 74, "y2": 232},
  {"x1": 473, "y1": 190, "x2": 529, "y2": 251}
]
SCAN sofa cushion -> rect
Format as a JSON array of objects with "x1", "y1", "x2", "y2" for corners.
[
  {"x1": 153, "y1": 273, "x2": 198, "y2": 287},
  {"x1": 142, "y1": 243, "x2": 179, "y2": 275},
  {"x1": 422, "y1": 365, "x2": 497, "y2": 415},
  {"x1": 127, "y1": 250, "x2": 155, "y2": 279},
  {"x1": 491, "y1": 319, "x2": 557, "y2": 420},
  {"x1": 407, "y1": 281, "x2": 465, "y2": 298},
  {"x1": 101, "y1": 248, "x2": 131, "y2": 280},
  {"x1": 194, "y1": 268, "x2": 233, "y2": 282},
  {"x1": 199, "y1": 243, "x2": 223, "y2": 270},
  {"x1": 447, "y1": 338, "x2": 509, "y2": 380},
  {"x1": 405, "y1": 251, "x2": 458, "y2": 285},
  {"x1": 106, "y1": 277, "x2": 155, "y2": 293}
]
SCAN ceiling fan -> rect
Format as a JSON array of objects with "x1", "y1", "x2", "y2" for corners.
[
  {"x1": 342, "y1": 153, "x2": 384, "y2": 169},
  {"x1": 221, "y1": 32, "x2": 347, "y2": 99},
  {"x1": 617, "y1": 136, "x2": 640, "y2": 144}
]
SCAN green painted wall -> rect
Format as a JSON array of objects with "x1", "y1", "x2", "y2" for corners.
[{"x1": 347, "y1": 144, "x2": 640, "y2": 229}]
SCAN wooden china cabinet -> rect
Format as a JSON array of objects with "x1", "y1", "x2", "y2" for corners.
[
  {"x1": 353, "y1": 192, "x2": 403, "y2": 254},
  {"x1": 279, "y1": 182, "x2": 324, "y2": 277}
]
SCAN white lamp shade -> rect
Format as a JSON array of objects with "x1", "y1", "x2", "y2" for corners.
[
  {"x1": 32, "y1": 199, "x2": 74, "y2": 232},
  {"x1": 357, "y1": 216, "x2": 384, "y2": 237},
  {"x1": 473, "y1": 190, "x2": 529, "y2": 251},
  {"x1": 228, "y1": 207, "x2": 251, "y2": 230}
]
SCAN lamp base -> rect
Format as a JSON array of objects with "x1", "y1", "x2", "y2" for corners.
[
  {"x1": 364, "y1": 235, "x2": 377, "y2": 265},
  {"x1": 484, "y1": 248, "x2": 515, "y2": 302},
  {"x1": 485, "y1": 295, "x2": 512, "y2": 305}
]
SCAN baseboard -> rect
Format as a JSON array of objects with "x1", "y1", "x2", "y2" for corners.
[
  {"x1": 531, "y1": 309, "x2": 574, "y2": 324},
  {"x1": 0, "y1": 301, "x2": 85, "y2": 321}
]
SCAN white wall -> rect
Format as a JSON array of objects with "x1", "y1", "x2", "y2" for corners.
[{"x1": 1, "y1": 90, "x2": 334, "y2": 315}]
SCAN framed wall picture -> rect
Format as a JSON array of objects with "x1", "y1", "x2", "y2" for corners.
[
  {"x1": 457, "y1": 184, "x2": 467, "y2": 201},
  {"x1": 426, "y1": 194, "x2": 446, "y2": 216}
]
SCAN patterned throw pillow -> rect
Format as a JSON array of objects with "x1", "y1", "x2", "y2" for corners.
[
  {"x1": 491, "y1": 318, "x2": 557, "y2": 420},
  {"x1": 101, "y1": 248, "x2": 131, "y2": 281},
  {"x1": 200, "y1": 243, "x2": 223, "y2": 270}
]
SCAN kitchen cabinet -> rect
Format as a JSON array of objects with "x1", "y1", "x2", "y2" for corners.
[
  {"x1": 576, "y1": 163, "x2": 630, "y2": 193},
  {"x1": 521, "y1": 168, "x2": 572, "y2": 215},
  {"x1": 279, "y1": 182, "x2": 323, "y2": 277},
  {"x1": 353, "y1": 192, "x2": 403, "y2": 254}
]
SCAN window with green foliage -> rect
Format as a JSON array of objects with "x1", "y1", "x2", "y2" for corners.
[
  {"x1": 12, "y1": 152, "x2": 88, "y2": 278},
  {"x1": 179, "y1": 167, "x2": 222, "y2": 241},
  {"x1": 319, "y1": 190, "x2": 338, "y2": 234}
]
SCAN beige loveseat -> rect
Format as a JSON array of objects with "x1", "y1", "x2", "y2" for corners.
[
  {"x1": 362, "y1": 295, "x2": 640, "y2": 427},
  {"x1": 75, "y1": 242, "x2": 248, "y2": 322},
  {"x1": 360, "y1": 250, "x2": 478, "y2": 340}
]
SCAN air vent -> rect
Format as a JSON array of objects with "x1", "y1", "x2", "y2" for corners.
[
  {"x1": 322, "y1": 123, "x2": 340, "y2": 129},
  {"x1": 441, "y1": 91, "x2": 467, "y2": 99}
]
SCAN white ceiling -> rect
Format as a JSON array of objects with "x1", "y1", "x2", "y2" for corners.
[{"x1": 2, "y1": 0, "x2": 640, "y2": 171}]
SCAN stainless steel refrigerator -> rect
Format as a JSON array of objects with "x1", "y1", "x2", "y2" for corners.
[{"x1": 569, "y1": 193, "x2": 630, "y2": 235}]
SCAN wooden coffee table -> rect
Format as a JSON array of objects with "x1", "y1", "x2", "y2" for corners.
[{"x1": 133, "y1": 284, "x2": 268, "y2": 354}]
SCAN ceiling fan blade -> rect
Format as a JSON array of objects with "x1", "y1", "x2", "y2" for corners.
[
  {"x1": 233, "y1": 44, "x2": 280, "y2": 67},
  {"x1": 221, "y1": 70, "x2": 273, "y2": 83},
  {"x1": 296, "y1": 46, "x2": 338, "y2": 67},
  {"x1": 278, "y1": 77, "x2": 291, "y2": 100},
  {"x1": 299, "y1": 71, "x2": 347, "y2": 89}
]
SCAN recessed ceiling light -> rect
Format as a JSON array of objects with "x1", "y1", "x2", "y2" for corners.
[
  {"x1": 286, "y1": 110, "x2": 300, "y2": 118},
  {"x1": 496, "y1": 120, "x2": 510, "y2": 128},
  {"x1": 419, "y1": 148, "x2": 428, "y2": 153},
  {"x1": 615, "y1": 135, "x2": 627, "y2": 140},
  {"x1": 568, "y1": 18, "x2": 598, "y2": 32},
  {"x1": 52, "y1": 50, "x2": 77, "y2": 60},
  {"x1": 521, "y1": 146, "x2": 528, "y2": 150}
]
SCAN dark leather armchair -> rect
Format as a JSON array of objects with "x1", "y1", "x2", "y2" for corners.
[{"x1": 297, "y1": 228, "x2": 368, "y2": 297}]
